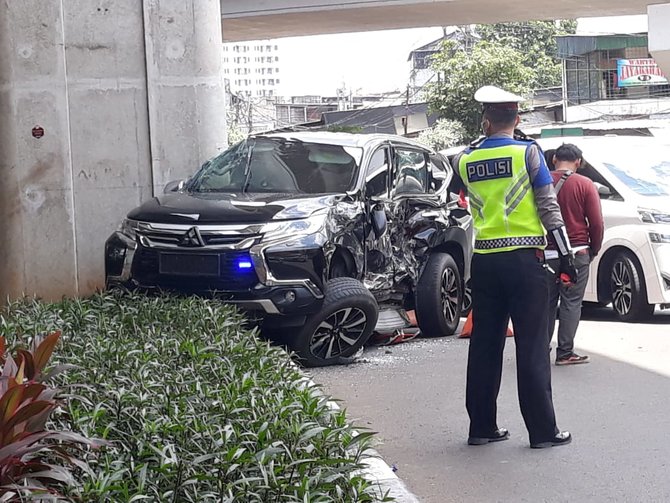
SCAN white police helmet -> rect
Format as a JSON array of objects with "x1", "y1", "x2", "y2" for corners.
[{"x1": 474, "y1": 85, "x2": 524, "y2": 105}]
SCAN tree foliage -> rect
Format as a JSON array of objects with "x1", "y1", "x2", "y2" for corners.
[
  {"x1": 427, "y1": 41, "x2": 535, "y2": 140},
  {"x1": 416, "y1": 119, "x2": 466, "y2": 151},
  {"x1": 476, "y1": 21, "x2": 577, "y2": 88},
  {"x1": 426, "y1": 21, "x2": 577, "y2": 141}
]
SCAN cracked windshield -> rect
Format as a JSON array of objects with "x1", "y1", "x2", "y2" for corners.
[{"x1": 188, "y1": 138, "x2": 362, "y2": 194}]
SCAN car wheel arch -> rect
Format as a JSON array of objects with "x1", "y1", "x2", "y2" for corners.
[
  {"x1": 596, "y1": 245, "x2": 649, "y2": 305},
  {"x1": 429, "y1": 241, "x2": 465, "y2": 281},
  {"x1": 328, "y1": 246, "x2": 358, "y2": 279}
]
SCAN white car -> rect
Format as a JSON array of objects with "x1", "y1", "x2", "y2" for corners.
[
  {"x1": 444, "y1": 136, "x2": 670, "y2": 321},
  {"x1": 539, "y1": 136, "x2": 670, "y2": 321}
]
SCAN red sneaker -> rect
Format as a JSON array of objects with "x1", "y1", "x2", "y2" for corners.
[{"x1": 556, "y1": 353, "x2": 589, "y2": 366}]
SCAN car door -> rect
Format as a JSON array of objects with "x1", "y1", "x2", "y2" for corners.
[
  {"x1": 389, "y1": 144, "x2": 435, "y2": 287},
  {"x1": 362, "y1": 145, "x2": 395, "y2": 294}
]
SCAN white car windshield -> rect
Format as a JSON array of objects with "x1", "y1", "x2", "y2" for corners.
[
  {"x1": 602, "y1": 145, "x2": 670, "y2": 197},
  {"x1": 188, "y1": 137, "x2": 363, "y2": 194}
]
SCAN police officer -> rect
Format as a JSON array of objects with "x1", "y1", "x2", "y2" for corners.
[{"x1": 452, "y1": 86, "x2": 577, "y2": 449}]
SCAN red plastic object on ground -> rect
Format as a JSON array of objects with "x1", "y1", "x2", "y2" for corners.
[{"x1": 458, "y1": 311, "x2": 514, "y2": 338}]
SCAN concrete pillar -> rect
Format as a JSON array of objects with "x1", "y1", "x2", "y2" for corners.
[
  {"x1": 0, "y1": 0, "x2": 226, "y2": 301},
  {"x1": 649, "y1": 3, "x2": 670, "y2": 79}
]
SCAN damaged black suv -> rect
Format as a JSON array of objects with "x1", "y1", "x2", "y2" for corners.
[{"x1": 105, "y1": 132, "x2": 473, "y2": 366}]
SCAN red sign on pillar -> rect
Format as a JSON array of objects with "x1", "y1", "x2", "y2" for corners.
[{"x1": 32, "y1": 126, "x2": 45, "y2": 139}]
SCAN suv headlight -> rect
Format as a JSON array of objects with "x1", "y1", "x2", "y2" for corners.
[
  {"x1": 638, "y1": 208, "x2": 670, "y2": 224},
  {"x1": 649, "y1": 232, "x2": 670, "y2": 244},
  {"x1": 262, "y1": 213, "x2": 327, "y2": 240},
  {"x1": 119, "y1": 219, "x2": 139, "y2": 239}
]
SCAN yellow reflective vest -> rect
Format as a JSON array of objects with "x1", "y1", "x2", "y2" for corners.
[{"x1": 458, "y1": 141, "x2": 546, "y2": 254}]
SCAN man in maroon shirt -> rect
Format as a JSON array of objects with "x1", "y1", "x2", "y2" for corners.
[{"x1": 546, "y1": 144, "x2": 604, "y2": 365}]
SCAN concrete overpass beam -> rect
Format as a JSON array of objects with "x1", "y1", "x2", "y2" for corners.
[
  {"x1": 648, "y1": 3, "x2": 670, "y2": 79},
  {"x1": 0, "y1": 0, "x2": 226, "y2": 301}
]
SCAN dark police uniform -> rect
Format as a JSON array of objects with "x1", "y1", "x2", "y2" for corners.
[{"x1": 452, "y1": 86, "x2": 574, "y2": 447}]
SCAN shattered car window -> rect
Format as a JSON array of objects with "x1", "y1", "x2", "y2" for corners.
[
  {"x1": 429, "y1": 155, "x2": 449, "y2": 194},
  {"x1": 188, "y1": 137, "x2": 362, "y2": 194},
  {"x1": 366, "y1": 148, "x2": 390, "y2": 199},
  {"x1": 393, "y1": 148, "x2": 428, "y2": 196}
]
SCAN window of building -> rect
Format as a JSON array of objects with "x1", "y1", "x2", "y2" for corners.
[{"x1": 274, "y1": 45, "x2": 278, "y2": 51}]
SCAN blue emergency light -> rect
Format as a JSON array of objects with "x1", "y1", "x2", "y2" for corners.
[{"x1": 237, "y1": 259, "x2": 253, "y2": 270}]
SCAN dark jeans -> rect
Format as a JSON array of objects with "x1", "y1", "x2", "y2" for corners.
[
  {"x1": 466, "y1": 248, "x2": 559, "y2": 445},
  {"x1": 547, "y1": 253, "x2": 592, "y2": 359}
]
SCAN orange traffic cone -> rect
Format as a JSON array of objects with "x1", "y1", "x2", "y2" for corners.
[{"x1": 458, "y1": 311, "x2": 514, "y2": 338}]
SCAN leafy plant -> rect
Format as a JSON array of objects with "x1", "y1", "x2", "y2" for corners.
[
  {"x1": 416, "y1": 119, "x2": 466, "y2": 151},
  {"x1": 475, "y1": 20, "x2": 577, "y2": 88},
  {"x1": 1, "y1": 293, "x2": 392, "y2": 502},
  {"x1": 427, "y1": 40, "x2": 535, "y2": 140},
  {"x1": 0, "y1": 332, "x2": 102, "y2": 501}
]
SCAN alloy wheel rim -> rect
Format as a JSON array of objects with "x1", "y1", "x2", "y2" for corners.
[
  {"x1": 441, "y1": 268, "x2": 460, "y2": 323},
  {"x1": 310, "y1": 307, "x2": 368, "y2": 360},
  {"x1": 611, "y1": 260, "x2": 633, "y2": 315}
]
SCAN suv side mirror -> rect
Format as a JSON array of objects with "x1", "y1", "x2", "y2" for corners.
[
  {"x1": 371, "y1": 207, "x2": 388, "y2": 239},
  {"x1": 164, "y1": 179, "x2": 185, "y2": 194}
]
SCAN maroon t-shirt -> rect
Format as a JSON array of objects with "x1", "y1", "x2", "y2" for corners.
[{"x1": 549, "y1": 170, "x2": 604, "y2": 255}]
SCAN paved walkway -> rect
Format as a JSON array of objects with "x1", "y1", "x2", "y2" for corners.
[{"x1": 309, "y1": 307, "x2": 670, "y2": 503}]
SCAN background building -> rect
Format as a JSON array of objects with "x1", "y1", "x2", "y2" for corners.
[
  {"x1": 407, "y1": 27, "x2": 478, "y2": 101},
  {"x1": 557, "y1": 33, "x2": 670, "y2": 121},
  {"x1": 222, "y1": 40, "x2": 282, "y2": 98}
]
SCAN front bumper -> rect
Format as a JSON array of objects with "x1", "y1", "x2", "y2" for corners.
[
  {"x1": 105, "y1": 231, "x2": 325, "y2": 316},
  {"x1": 649, "y1": 241, "x2": 670, "y2": 304}
]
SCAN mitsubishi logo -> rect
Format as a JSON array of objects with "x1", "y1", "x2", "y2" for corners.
[{"x1": 180, "y1": 226, "x2": 205, "y2": 247}]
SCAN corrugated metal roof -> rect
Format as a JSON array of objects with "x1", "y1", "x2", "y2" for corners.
[
  {"x1": 524, "y1": 118, "x2": 670, "y2": 136},
  {"x1": 556, "y1": 34, "x2": 648, "y2": 57}
]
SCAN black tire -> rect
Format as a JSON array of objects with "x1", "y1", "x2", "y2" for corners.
[
  {"x1": 609, "y1": 251, "x2": 655, "y2": 322},
  {"x1": 415, "y1": 253, "x2": 463, "y2": 337},
  {"x1": 293, "y1": 278, "x2": 378, "y2": 367}
]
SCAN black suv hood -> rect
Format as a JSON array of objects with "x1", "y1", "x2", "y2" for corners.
[{"x1": 127, "y1": 192, "x2": 342, "y2": 224}]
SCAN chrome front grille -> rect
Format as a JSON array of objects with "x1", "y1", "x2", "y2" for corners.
[{"x1": 136, "y1": 222, "x2": 262, "y2": 250}]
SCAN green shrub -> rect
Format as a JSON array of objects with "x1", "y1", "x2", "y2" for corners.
[{"x1": 0, "y1": 292, "x2": 390, "y2": 502}]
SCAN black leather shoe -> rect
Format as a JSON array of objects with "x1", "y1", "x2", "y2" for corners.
[
  {"x1": 530, "y1": 431, "x2": 572, "y2": 449},
  {"x1": 468, "y1": 428, "x2": 510, "y2": 445}
]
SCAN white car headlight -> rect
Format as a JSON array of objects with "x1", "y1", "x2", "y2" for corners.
[
  {"x1": 262, "y1": 213, "x2": 327, "y2": 240},
  {"x1": 638, "y1": 208, "x2": 670, "y2": 224},
  {"x1": 119, "y1": 219, "x2": 139, "y2": 239},
  {"x1": 649, "y1": 232, "x2": 670, "y2": 244}
]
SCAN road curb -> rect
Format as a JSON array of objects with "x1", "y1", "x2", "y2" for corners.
[{"x1": 299, "y1": 371, "x2": 421, "y2": 503}]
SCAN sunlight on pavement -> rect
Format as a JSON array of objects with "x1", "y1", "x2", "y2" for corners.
[{"x1": 566, "y1": 309, "x2": 670, "y2": 378}]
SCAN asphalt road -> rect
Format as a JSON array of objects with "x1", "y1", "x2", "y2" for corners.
[{"x1": 308, "y1": 306, "x2": 670, "y2": 503}]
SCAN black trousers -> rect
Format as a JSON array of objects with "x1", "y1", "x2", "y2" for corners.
[{"x1": 466, "y1": 248, "x2": 559, "y2": 444}]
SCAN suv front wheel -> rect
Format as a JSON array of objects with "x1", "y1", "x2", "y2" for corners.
[
  {"x1": 415, "y1": 252, "x2": 463, "y2": 337},
  {"x1": 294, "y1": 278, "x2": 378, "y2": 367}
]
